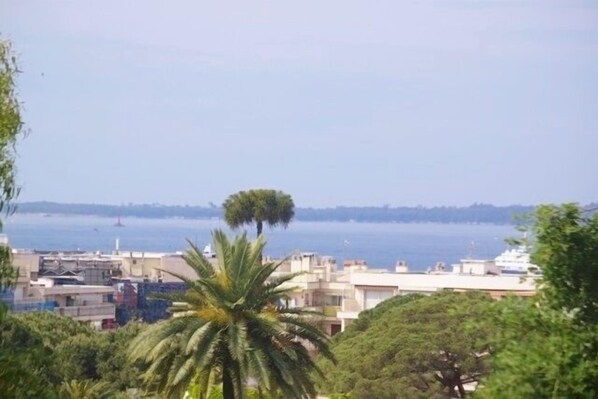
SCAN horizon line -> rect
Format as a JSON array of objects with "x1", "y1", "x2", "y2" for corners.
[{"x1": 13, "y1": 200, "x2": 566, "y2": 209}]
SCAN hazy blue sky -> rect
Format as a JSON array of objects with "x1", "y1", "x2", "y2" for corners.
[{"x1": 2, "y1": 1, "x2": 597, "y2": 207}]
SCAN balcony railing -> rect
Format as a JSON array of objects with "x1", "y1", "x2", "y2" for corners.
[
  {"x1": 303, "y1": 306, "x2": 323, "y2": 313},
  {"x1": 55, "y1": 304, "x2": 115, "y2": 319},
  {"x1": 8, "y1": 300, "x2": 56, "y2": 313},
  {"x1": 323, "y1": 306, "x2": 340, "y2": 317}
]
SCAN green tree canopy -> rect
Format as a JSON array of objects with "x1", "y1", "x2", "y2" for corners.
[
  {"x1": 58, "y1": 379, "x2": 111, "y2": 399},
  {"x1": 532, "y1": 204, "x2": 598, "y2": 324},
  {"x1": 317, "y1": 292, "x2": 493, "y2": 399},
  {"x1": 129, "y1": 230, "x2": 333, "y2": 399},
  {"x1": 0, "y1": 37, "x2": 24, "y2": 307},
  {"x1": 0, "y1": 38, "x2": 22, "y2": 219},
  {"x1": 1, "y1": 312, "x2": 145, "y2": 397},
  {"x1": 474, "y1": 297, "x2": 598, "y2": 399},
  {"x1": 0, "y1": 312, "x2": 61, "y2": 397},
  {"x1": 222, "y1": 189, "x2": 294, "y2": 238},
  {"x1": 0, "y1": 40, "x2": 41, "y2": 393},
  {"x1": 95, "y1": 322, "x2": 146, "y2": 392},
  {"x1": 475, "y1": 203, "x2": 598, "y2": 398},
  {"x1": 13, "y1": 311, "x2": 95, "y2": 346}
]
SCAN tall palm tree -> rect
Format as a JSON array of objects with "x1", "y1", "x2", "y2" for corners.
[
  {"x1": 129, "y1": 230, "x2": 334, "y2": 399},
  {"x1": 222, "y1": 190, "x2": 294, "y2": 238}
]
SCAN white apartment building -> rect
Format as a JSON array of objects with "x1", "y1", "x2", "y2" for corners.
[{"x1": 273, "y1": 254, "x2": 538, "y2": 333}]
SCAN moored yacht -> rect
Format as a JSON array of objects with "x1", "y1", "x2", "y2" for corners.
[{"x1": 494, "y1": 246, "x2": 539, "y2": 275}]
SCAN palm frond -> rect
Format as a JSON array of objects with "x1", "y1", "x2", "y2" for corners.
[
  {"x1": 228, "y1": 320, "x2": 248, "y2": 363},
  {"x1": 182, "y1": 239, "x2": 217, "y2": 279},
  {"x1": 155, "y1": 267, "x2": 196, "y2": 287},
  {"x1": 185, "y1": 321, "x2": 215, "y2": 355},
  {"x1": 128, "y1": 230, "x2": 334, "y2": 398}
]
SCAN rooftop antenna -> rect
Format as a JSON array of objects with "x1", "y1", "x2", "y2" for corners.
[{"x1": 468, "y1": 240, "x2": 476, "y2": 259}]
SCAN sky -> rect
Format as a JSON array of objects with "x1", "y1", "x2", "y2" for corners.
[{"x1": 1, "y1": 1, "x2": 597, "y2": 208}]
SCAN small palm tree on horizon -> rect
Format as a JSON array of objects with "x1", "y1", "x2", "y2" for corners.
[
  {"x1": 129, "y1": 230, "x2": 334, "y2": 399},
  {"x1": 222, "y1": 189, "x2": 295, "y2": 239}
]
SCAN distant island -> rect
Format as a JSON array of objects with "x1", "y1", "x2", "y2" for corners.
[{"x1": 14, "y1": 201, "x2": 542, "y2": 225}]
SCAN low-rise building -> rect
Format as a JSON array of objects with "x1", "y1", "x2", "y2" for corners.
[
  {"x1": 272, "y1": 254, "x2": 538, "y2": 333},
  {"x1": 6, "y1": 249, "x2": 117, "y2": 329},
  {"x1": 4, "y1": 236, "x2": 539, "y2": 334},
  {"x1": 337, "y1": 264, "x2": 537, "y2": 330},
  {"x1": 120, "y1": 251, "x2": 199, "y2": 282}
]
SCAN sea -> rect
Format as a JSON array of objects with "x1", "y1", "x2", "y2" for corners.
[{"x1": 2, "y1": 214, "x2": 517, "y2": 272}]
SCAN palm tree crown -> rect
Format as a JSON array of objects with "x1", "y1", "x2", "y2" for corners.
[
  {"x1": 222, "y1": 190, "x2": 294, "y2": 238},
  {"x1": 129, "y1": 230, "x2": 333, "y2": 399}
]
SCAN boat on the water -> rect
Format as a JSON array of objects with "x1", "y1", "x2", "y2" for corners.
[
  {"x1": 494, "y1": 246, "x2": 539, "y2": 275},
  {"x1": 113, "y1": 216, "x2": 124, "y2": 227}
]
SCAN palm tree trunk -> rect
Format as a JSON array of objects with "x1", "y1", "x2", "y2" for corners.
[
  {"x1": 222, "y1": 366, "x2": 235, "y2": 399},
  {"x1": 256, "y1": 220, "x2": 263, "y2": 238},
  {"x1": 256, "y1": 220, "x2": 264, "y2": 264}
]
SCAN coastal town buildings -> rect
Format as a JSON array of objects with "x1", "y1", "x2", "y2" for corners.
[
  {"x1": 273, "y1": 254, "x2": 537, "y2": 332},
  {"x1": 3, "y1": 236, "x2": 539, "y2": 333},
  {"x1": 7, "y1": 249, "x2": 116, "y2": 329}
]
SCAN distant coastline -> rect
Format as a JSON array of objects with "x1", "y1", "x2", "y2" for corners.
[{"x1": 14, "y1": 201, "x2": 538, "y2": 225}]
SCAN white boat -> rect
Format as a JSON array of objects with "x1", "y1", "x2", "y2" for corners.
[
  {"x1": 494, "y1": 246, "x2": 539, "y2": 275},
  {"x1": 203, "y1": 244, "x2": 216, "y2": 258}
]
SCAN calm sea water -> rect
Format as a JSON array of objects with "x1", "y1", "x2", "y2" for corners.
[{"x1": 2, "y1": 214, "x2": 516, "y2": 271}]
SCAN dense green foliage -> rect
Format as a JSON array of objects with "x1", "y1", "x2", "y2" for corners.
[
  {"x1": 0, "y1": 39, "x2": 23, "y2": 220},
  {"x1": 0, "y1": 310, "x2": 59, "y2": 397},
  {"x1": 0, "y1": 244, "x2": 17, "y2": 295},
  {"x1": 96, "y1": 323, "x2": 147, "y2": 392},
  {"x1": 0, "y1": 36, "x2": 21, "y2": 302},
  {"x1": 476, "y1": 204, "x2": 598, "y2": 398},
  {"x1": 0, "y1": 38, "x2": 34, "y2": 398},
  {"x1": 317, "y1": 292, "x2": 493, "y2": 398},
  {"x1": 223, "y1": 189, "x2": 295, "y2": 237},
  {"x1": 533, "y1": 204, "x2": 598, "y2": 324},
  {"x1": 58, "y1": 379, "x2": 111, "y2": 399},
  {"x1": 332, "y1": 293, "x2": 425, "y2": 342},
  {"x1": 129, "y1": 231, "x2": 333, "y2": 399},
  {"x1": 475, "y1": 297, "x2": 598, "y2": 399},
  {"x1": 15, "y1": 311, "x2": 95, "y2": 345},
  {"x1": 0, "y1": 312, "x2": 145, "y2": 398}
]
